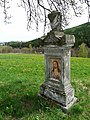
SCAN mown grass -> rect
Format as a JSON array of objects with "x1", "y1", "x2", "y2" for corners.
[{"x1": 0, "y1": 54, "x2": 90, "y2": 120}]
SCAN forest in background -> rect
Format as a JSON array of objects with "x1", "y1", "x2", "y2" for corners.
[{"x1": 0, "y1": 22, "x2": 90, "y2": 57}]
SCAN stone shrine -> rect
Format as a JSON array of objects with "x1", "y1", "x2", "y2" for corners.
[{"x1": 39, "y1": 11, "x2": 77, "y2": 111}]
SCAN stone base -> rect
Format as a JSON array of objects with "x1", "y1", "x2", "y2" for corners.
[
  {"x1": 40, "y1": 82, "x2": 76, "y2": 105},
  {"x1": 39, "y1": 80, "x2": 77, "y2": 112},
  {"x1": 39, "y1": 93, "x2": 77, "y2": 112}
]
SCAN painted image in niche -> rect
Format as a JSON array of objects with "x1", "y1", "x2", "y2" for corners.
[{"x1": 50, "y1": 59, "x2": 61, "y2": 79}]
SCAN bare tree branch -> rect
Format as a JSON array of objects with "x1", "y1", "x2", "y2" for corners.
[
  {"x1": 0, "y1": 0, "x2": 90, "y2": 30},
  {"x1": 37, "y1": 0, "x2": 51, "y2": 12}
]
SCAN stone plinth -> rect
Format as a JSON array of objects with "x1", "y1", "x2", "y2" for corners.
[
  {"x1": 39, "y1": 31, "x2": 77, "y2": 111},
  {"x1": 40, "y1": 45, "x2": 77, "y2": 111}
]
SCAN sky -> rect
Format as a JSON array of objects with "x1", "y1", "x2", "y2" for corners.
[{"x1": 0, "y1": 1, "x2": 89, "y2": 43}]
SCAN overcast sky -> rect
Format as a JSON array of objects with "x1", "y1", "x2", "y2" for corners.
[{"x1": 0, "y1": 1, "x2": 89, "y2": 43}]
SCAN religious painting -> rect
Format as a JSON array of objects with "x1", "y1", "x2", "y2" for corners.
[{"x1": 50, "y1": 59, "x2": 61, "y2": 79}]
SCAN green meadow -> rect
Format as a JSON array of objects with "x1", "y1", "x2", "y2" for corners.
[{"x1": 0, "y1": 54, "x2": 90, "y2": 120}]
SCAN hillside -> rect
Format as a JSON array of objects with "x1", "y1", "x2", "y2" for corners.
[
  {"x1": 29, "y1": 22, "x2": 90, "y2": 48},
  {"x1": 65, "y1": 22, "x2": 90, "y2": 47},
  {"x1": 7, "y1": 22, "x2": 90, "y2": 48}
]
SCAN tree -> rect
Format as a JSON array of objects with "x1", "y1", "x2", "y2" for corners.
[
  {"x1": 78, "y1": 43, "x2": 88, "y2": 58},
  {"x1": 29, "y1": 44, "x2": 32, "y2": 53},
  {"x1": 0, "y1": 0, "x2": 90, "y2": 30}
]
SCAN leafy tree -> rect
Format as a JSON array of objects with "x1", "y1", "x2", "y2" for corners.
[
  {"x1": 7, "y1": 41, "x2": 23, "y2": 48},
  {"x1": 78, "y1": 43, "x2": 88, "y2": 58},
  {"x1": 0, "y1": 0, "x2": 90, "y2": 30},
  {"x1": 29, "y1": 44, "x2": 32, "y2": 53}
]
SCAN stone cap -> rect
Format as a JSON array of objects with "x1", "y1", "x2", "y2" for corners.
[
  {"x1": 65, "y1": 34, "x2": 75, "y2": 45},
  {"x1": 44, "y1": 31, "x2": 75, "y2": 46},
  {"x1": 44, "y1": 31, "x2": 65, "y2": 45}
]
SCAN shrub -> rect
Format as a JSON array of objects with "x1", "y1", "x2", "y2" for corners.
[
  {"x1": 1, "y1": 46, "x2": 13, "y2": 53},
  {"x1": 29, "y1": 44, "x2": 32, "y2": 53},
  {"x1": 21, "y1": 47, "x2": 30, "y2": 53},
  {"x1": 13, "y1": 48, "x2": 21, "y2": 53},
  {"x1": 78, "y1": 43, "x2": 88, "y2": 58},
  {"x1": 71, "y1": 48, "x2": 78, "y2": 57}
]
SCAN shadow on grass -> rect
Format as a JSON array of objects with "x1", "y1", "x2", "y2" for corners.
[
  {"x1": 0, "y1": 94, "x2": 51, "y2": 118},
  {"x1": 0, "y1": 79, "x2": 87, "y2": 119},
  {"x1": 0, "y1": 82, "x2": 52, "y2": 119}
]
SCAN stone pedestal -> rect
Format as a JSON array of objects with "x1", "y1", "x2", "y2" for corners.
[
  {"x1": 39, "y1": 11, "x2": 77, "y2": 111},
  {"x1": 40, "y1": 45, "x2": 77, "y2": 111},
  {"x1": 39, "y1": 31, "x2": 77, "y2": 111}
]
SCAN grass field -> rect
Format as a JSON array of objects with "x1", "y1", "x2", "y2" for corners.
[{"x1": 0, "y1": 54, "x2": 90, "y2": 120}]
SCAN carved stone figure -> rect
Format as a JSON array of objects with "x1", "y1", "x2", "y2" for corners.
[{"x1": 48, "y1": 11, "x2": 62, "y2": 31}]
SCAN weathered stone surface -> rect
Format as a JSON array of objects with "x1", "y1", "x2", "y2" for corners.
[
  {"x1": 48, "y1": 11, "x2": 62, "y2": 31},
  {"x1": 39, "y1": 11, "x2": 77, "y2": 111},
  {"x1": 40, "y1": 44, "x2": 77, "y2": 111},
  {"x1": 44, "y1": 31, "x2": 75, "y2": 47}
]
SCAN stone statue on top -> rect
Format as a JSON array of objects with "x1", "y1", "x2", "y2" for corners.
[{"x1": 48, "y1": 11, "x2": 62, "y2": 31}]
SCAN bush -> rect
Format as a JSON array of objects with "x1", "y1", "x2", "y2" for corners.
[
  {"x1": 21, "y1": 47, "x2": 30, "y2": 53},
  {"x1": 78, "y1": 43, "x2": 88, "y2": 58},
  {"x1": 71, "y1": 48, "x2": 78, "y2": 57},
  {"x1": 0, "y1": 46, "x2": 13, "y2": 53},
  {"x1": 29, "y1": 44, "x2": 32, "y2": 53},
  {"x1": 13, "y1": 48, "x2": 21, "y2": 53}
]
